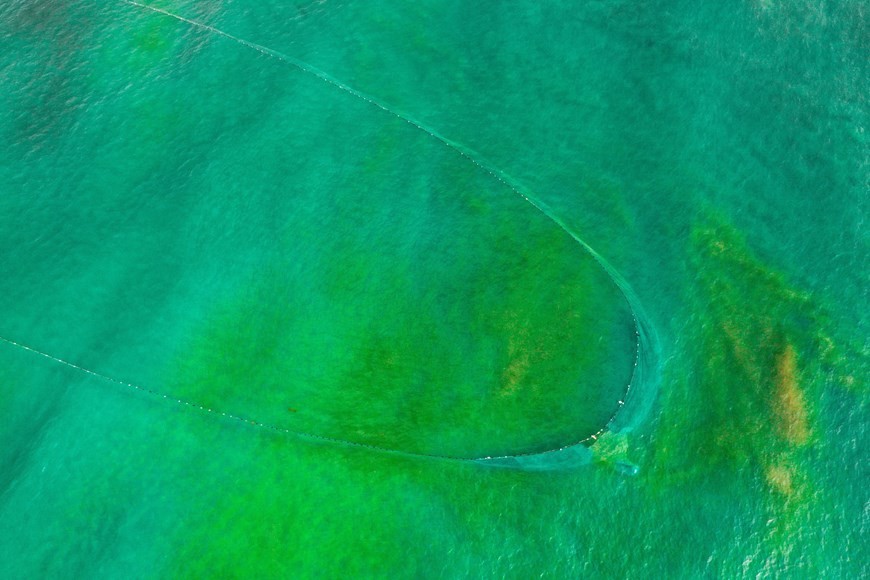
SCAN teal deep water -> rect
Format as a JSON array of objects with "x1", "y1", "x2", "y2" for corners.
[{"x1": 0, "y1": 0, "x2": 866, "y2": 577}]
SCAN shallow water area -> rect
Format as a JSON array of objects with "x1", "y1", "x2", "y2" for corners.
[{"x1": 0, "y1": 0, "x2": 865, "y2": 577}]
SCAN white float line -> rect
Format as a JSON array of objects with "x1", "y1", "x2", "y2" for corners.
[{"x1": 0, "y1": 2, "x2": 654, "y2": 463}]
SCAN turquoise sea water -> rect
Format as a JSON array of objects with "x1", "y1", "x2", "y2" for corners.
[{"x1": 0, "y1": 0, "x2": 866, "y2": 577}]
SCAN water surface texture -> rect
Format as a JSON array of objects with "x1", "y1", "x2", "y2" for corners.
[{"x1": 0, "y1": 0, "x2": 866, "y2": 577}]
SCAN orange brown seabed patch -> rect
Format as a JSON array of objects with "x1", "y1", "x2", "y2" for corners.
[
  {"x1": 500, "y1": 349, "x2": 531, "y2": 396},
  {"x1": 773, "y1": 342, "x2": 809, "y2": 446},
  {"x1": 497, "y1": 310, "x2": 556, "y2": 398},
  {"x1": 764, "y1": 462, "x2": 796, "y2": 497},
  {"x1": 500, "y1": 332, "x2": 545, "y2": 397},
  {"x1": 499, "y1": 313, "x2": 531, "y2": 396}
]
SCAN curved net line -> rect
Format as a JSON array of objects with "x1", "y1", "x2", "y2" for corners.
[{"x1": 0, "y1": 1, "x2": 659, "y2": 466}]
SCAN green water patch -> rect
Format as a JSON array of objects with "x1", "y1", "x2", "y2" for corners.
[
  {"x1": 643, "y1": 212, "x2": 861, "y2": 570},
  {"x1": 650, "y1": 215, "x2": 823, "y2": 483}
]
